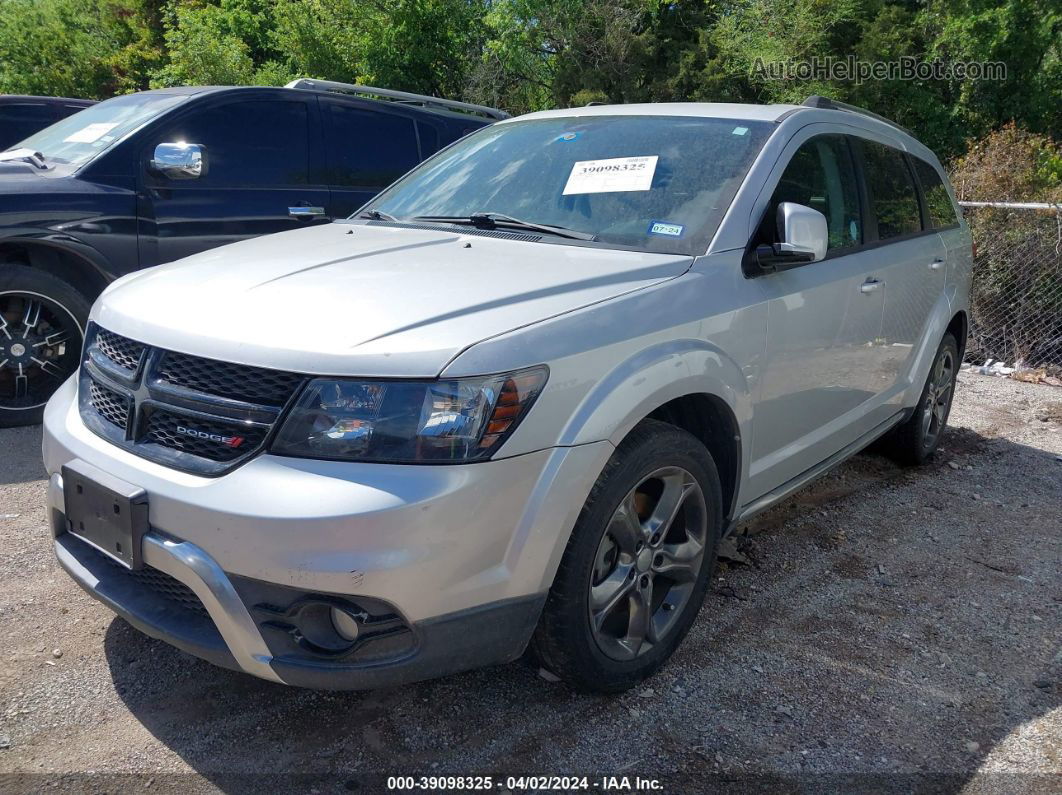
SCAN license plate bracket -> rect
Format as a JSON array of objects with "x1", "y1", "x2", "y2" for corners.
[{"x1": 62, "y1": 461, "x2": 148, "y2": 569}]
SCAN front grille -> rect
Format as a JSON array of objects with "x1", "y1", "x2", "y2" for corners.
[
  {"x1": 95, "y1": 328, "x2": 145, "y2": 372},
  {"x1": 128, "y1": 564, "x2": 210, "y2": 619},
  {"x1": 142, "y1": 410, "x2": 269, "y2": 462},
  {"x1": 79, "y1": 325, "x2": 305, "y2": 476},
  {"x1": 88, "y1": 379, "x2": 130, "y2": 429},
  {"x1": 77, "y1": 538, "x2": 211, "y2": 619},
  {"x1": 157, "y1": 351, "x2": 303, "y2": 407}
]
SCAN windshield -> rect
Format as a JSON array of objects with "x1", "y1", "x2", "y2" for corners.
[
  {"x1": 13, "y1": 92, "x2": 190, "y2": 168},
  {"x1": 364, "y1": 115, "x2": 774, "y2": 255}
]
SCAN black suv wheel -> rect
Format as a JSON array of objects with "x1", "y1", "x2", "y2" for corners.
[{"x1": 0, "y1": 265, "x2": 89, "y2": 427}]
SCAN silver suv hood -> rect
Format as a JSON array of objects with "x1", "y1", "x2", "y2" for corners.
[{"x1": 93, "y1": 223, "x2": 692, "y2": 377}]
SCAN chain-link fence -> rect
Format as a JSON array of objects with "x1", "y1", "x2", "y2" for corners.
[{"x1": 961, "y1": 201, "x2": 1062, "y2": 376}]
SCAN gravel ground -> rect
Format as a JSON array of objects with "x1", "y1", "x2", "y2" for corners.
[{"x1": 0, "y1": 371, "x2": 1059, "y2": 793}]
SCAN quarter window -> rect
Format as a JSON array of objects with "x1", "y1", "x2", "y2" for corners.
[
  {"x1": 765, "y1": 134, "x2": 862, "y2": 251},
  {"x1": 860, "y1": 140, "x2": 921, "y2": 239},
  {"x1": 325, "y1": 103, "x2": 420, "y2": 188},
  {"x1": 912, "y1": 158, "x2": 958, "y2": 228}
]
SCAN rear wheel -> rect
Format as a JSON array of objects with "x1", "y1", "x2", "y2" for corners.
[
  {"x1": 879, "y1": 332, "x2": 959, "y2": 465},
  {"x1": 532, "y1": 419, "x2": 722, "y2": 692},
  {"x1": 0, "y1": 265, "x2": 89, "y2": 427}
]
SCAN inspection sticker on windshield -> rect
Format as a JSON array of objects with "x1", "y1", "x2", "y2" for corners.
[
  {"x1": 63, "y1": 122, "x2": 119, "y2": 144},
  {"x1": 563, "y1": 155, "x2": 658, "y2": 195},
  {"x1": 647, "y1": 220, "x2": 684, "y2": 237}
]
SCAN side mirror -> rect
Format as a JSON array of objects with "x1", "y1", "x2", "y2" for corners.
[
  {"x1": 775, "y1": 201, "x2": 828, "y2": 262},
  {"x1": 746, "y1": 202, "x2": 828, "y2": 275},
  {"x1": 151, "y1": 142, "x2": 205, "y2": 180}
]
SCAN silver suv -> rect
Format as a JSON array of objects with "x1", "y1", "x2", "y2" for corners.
[{"x1": 42, "y1": 96, "x2": 971, "y2": 692}]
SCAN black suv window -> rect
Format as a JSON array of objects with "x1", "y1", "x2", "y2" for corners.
[
  {"x1": 325, "y1": 103, "x2": 420, "y2": 188},
  {"x1": 153, "y1": 99, "x2": 310, "y2": 186},
  {"x1": 761, "y1": 134, "x2": 861, "y2": 251},
  {"x1": 912, "y1": 158, "x2": 958, "y2": 228},
  {"x1": 0, "y1": 102, "x2": 57, "y2": 148},
  {"x1": 416, "y1": 122, "x2": 441, "y2": 159},
  {"x1": 860, "y1": 140, "x2": 921, "y2": 239}
]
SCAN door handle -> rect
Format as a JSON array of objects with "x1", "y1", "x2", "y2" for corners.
[
  {"x1": 859, "y1": 278, "x2": 883, "y2": 294},
  {"x1": 929, "y1": 258, "x2": 945, "y2": 270},
  {"x1": 288, "y1": 206, "x2": 326, "y2": 219}
]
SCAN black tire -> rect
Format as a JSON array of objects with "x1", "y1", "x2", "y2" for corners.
[
  {"x1": 531, "y1": 419, "x2": 723, "y2": 692},
  {"x1": 879, "y1": 332, "x2": 959, "y2": 466},
  {"x1": 0, "y1": 264, "x2": 90, "y2": 428}
]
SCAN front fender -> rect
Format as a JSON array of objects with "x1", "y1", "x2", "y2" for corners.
[
  {"x1": 0, "y1": 228, "x2": 115, "y2": 288},
  {"x1": 557, "y1": 337, "x2": 751, "y2": 450}
]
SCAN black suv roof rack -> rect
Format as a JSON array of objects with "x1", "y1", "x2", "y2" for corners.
[
  {"x1": 285, "y1": 78, "x2": 510, "y2": 121},
  {"x1": 802, "y1": 95, "x2": 912, "y2": 136}
]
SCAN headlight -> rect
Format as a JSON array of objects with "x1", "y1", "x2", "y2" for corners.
[{"x1": 271, "y1": 367, "x2": 548, "y2": 463}]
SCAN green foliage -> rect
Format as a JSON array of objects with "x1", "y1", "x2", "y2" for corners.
[
  {"x1": 0, "y1": 0, "x2": 1056, "y2": 160},
  {"x1": 151, "y1": 3, "x2": 256, "y2": 86},
  {"x1": 0, "y1": 0, "x2": 164, "y2": 98},
  {"x1": 952, "y1": 122, "x2": 1062, "y2": 203},
  {"x1": 953, "y1": 124, "x2": 1062, "y2": 366}
]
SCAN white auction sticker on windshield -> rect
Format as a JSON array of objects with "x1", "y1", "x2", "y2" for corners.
[
  {"x1": 563, "y1": 156, "x2": 658, "y2": 195},
  {"x1": 63, "y1": 123, "x2": 119, "y2": 144}
]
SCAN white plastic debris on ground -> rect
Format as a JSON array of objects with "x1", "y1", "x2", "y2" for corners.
[{"x1": 975, "y1": 359, "x2": 1016, "y2": 376}]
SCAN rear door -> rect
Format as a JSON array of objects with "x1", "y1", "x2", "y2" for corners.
[
  {"x1": 320, "y1": 98, "x2": 423, "y2": 219},
  {"x1": 854, "y1": 138, "x2": 948, "y2": 400},
  {"x1": 138, "y1": 94, "x2": 331, "y2": 266}
]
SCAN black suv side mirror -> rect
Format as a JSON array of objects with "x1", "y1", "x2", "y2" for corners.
[{"x1": 151, "y1": 142, "x2": 206, "y2": 180}]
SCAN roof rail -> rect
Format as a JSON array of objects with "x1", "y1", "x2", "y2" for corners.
[
  {"x1": 285, "y1": 78, "x2": 510, "y2": 121},
  {"x1": 802, "y1": 95, "x2": 912, "y2": 136}
]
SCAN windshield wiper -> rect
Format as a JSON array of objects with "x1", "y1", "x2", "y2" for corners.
[
  {"x1": 357, "y1": 209, "x2": 399, "y2": 222},
  {"x1": 412, "y1": 212, "x2": 597, "y2": 241},
  {"x1": 0, "y1": 148, "x2": 47, "y2": 169}
]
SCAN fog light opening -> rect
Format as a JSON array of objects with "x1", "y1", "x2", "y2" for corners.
[{"x1": 330, "y1": 607, "x2": 361, "y2": 642}]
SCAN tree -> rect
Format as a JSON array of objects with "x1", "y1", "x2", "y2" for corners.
[{"x1": 0, "y1": 0, "x2": 164, "y2": 98}]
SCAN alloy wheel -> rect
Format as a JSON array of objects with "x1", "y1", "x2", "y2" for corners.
[
  {"x1": 0, "y1": 291, "x2": 82, "y2": 411},
  {"x1": 921, "y1": 347, "x2": 955, "y2": 448},
  {"x1": 588, "y1": 466, "x2": 708, "y2": 661}
]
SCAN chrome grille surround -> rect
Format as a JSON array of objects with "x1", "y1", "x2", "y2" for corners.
[{"x1": 78, "y1": 324, "x2": 307, "y2": 476}]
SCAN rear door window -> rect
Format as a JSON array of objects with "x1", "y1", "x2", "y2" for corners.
[
  {"x1": 0, "y1": 103, "x2": 59, "y2": 147},
  {"x1": 324, "y1": 102, "x2": 421, "y2": 188},
  {"x1": 912, "y1": 158, "x2": 959, "y2": 228},
  {"x1": 860, "y1": 140, "x2": 922, "y2": 240},
  {"x1": 416, "y1": 122, "x2": 441, "y2": 158}
]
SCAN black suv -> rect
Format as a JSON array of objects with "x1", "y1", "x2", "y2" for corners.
[
  {"x1": 0, "y1": 80, "x2": 503, "y2": 426},
  {"x1": 0, "y1": 95, "x2": 95, "y2": 151}
]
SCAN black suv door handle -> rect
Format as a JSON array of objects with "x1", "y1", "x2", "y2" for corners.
[{"x1": 288, "y1": 206, "x2": 326, "y2": 219}]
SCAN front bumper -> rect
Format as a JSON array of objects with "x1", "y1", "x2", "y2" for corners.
[{"x1": 43, "y1": 376, "x2": 613, "y2": 688}]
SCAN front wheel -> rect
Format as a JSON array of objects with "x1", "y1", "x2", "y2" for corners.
[
  {"x1": 879, "y1": 332, "x2": 959, "y2": 466},
  {"x1": 531, "y1": 419, "x2": 722, "y2": 692},
  {"x1": 0, "y1": 265, "x2": 89, "y2": 428}
]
